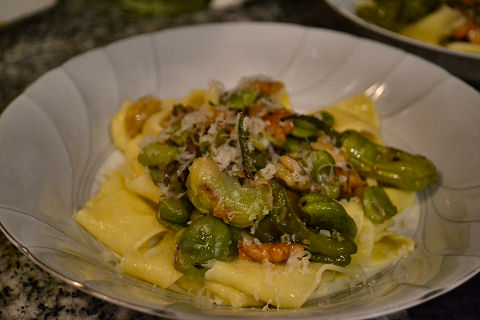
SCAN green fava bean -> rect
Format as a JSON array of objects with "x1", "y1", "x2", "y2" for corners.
[
  {"x1": 251, "y1": 150, "x2": 268, "y2": 170},
  {"x1": 283, "y1": 136, "x2": 309, "y2": 154},
  {"x1": 321, "y1": 182, "x2": 342, "y2": 200},
  {"x1": 222, "y1": 88, "x2": 258, "y2": 110},
  {"x1": 228, "y1": 226, "x2": 243, "y2": 257},
  {"x1": 282, "y1": 114, "x2": 341, "y2": 146},
  {"x1": 362, "y1": 186, "x2": 397, "y2": 224},
  {"x1": 317, "y1": 111, "x2": 334, "y2": 127},
  {"x1": 269, "y1": 180, "x2": 357, "y2": 261},
  {"x1": 174, "y1": 216, "x2": 233, "y2": 280},
  {"x1": 304, "y1": 150, "x2": 336, "y2": 182},
  {"x1": 188, "y1": 209, "x2": 205, "y2": 222},
  {"x1": 170, "y1": 121, "x2": 191, "y2": 146},
  {"x1": 156, "y1": 215, "x2": 184, "y2": 232},
  {"x1": 158, "y1": 195, "x2": 193, "y2": 225},
  {"x1": 291, "y1": 118, "x2": 319, "y2": 138},
  {"x1": 138, "y1": 142, "x2": 178, "y2": 167},
  {"x1": 341, "y1": 130, "x2": 437, "y2": 191},
  {"x1": 148, "y1": 167, "x2": 168, "y2": 185},
  {"x1": 299, "y1": 193, "x2": 357, "y2": 240}
]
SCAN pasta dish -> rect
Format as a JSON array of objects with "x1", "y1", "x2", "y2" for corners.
[
  {"x1": 75, "y1": 77, "x2": 437, "y2": 309},
  {"x1": 356, "y1": 0, "x2": 480, "y2": 55}
]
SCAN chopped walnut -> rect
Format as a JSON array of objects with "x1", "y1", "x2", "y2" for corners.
[{"x1": 238, "y1": 241, "x2": 304, "y2": 263}]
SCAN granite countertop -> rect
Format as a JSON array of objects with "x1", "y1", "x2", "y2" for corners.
[{"x1": 1, "y1": 0, "x2": 479, "y2": 319}]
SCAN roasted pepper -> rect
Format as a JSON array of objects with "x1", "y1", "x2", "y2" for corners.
[
  {"x1": 264, "y1": 180, "x2": 357, "y2": 266},
  {"x1": 341, "y1": 130, "x2": 437, "y2": 191},
  {"x1": 238, "y1": 111, "x2": 267, "y2": 172}
]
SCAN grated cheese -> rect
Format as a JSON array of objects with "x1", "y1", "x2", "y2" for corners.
[
  {"x1": 211, "y1": 143, "x2": 242, "y2": 172},
  {"x1": 284, "y1": 250, "x2": 311, "y2": 275},
  {"x1": 262, "y1": 259, "x2": 275, "y2": 288},
  {"x1": 259, "y1": 163, "x2": 277, "y2": 180},
  {"x1": 201, "y1": 259, "x2": 217, "y2": 269}
]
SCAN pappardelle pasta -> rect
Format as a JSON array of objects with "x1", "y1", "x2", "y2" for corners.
[{"x1": 75, "y1": 77, "x2": 437, "y2": 309}]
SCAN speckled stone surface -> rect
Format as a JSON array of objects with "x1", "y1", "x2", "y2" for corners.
[{"x1": 1, "y1": 1, "x2": 479, "y2": 319}]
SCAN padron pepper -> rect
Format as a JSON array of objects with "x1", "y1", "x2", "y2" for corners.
[
  {"x1": 254, "y1": 214, "x2": 283, "y2": 244},
  {"x1": 238, "y1": 111, "x2": 267, "y2": 173},
  {"x1": 259, "y1": 180, "x2": 357, "y2": 266},
  {"x1": 309, "y1": 253, "x2": 352, "y2": 266},
  {"x1": 341, "y1": 130, "x2": 437, "y2": 191}
]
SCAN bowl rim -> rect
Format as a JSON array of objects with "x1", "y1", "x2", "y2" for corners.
[{"x1": 324, "y1": 0, "x2": 480, "y2": 60}]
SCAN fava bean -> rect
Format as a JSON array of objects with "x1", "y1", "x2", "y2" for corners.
[
  {"x1": 362, "y1": 186, "x2": 397, "y2": 224},
  {"x1": 283, "y1": 136, "x2": 310, "y2": 154},
  {"x1": 138, "y1": 142, "x2": 178, "y2": 167},
  {"x1": 304, "y1": 150, "x2": 336, "y2": 182},
  {"x1": 299, "y1": 193, "x2": 357, "y2": 240},
  {"x1": 282, "y1": 114, "x2": 341, "y2": 146},
  {"x1": 221, "y1": 88, "x2": 259, "y2": 110},
  {"x1": 158, "y1": 194, "x2": 193, "y2": 225},
  {"x1": 174, "y1": 216, "x2": 233, "y2": 280},
  {"x1": 291, "y1": 118, "x2": 319, "y2": 139}
]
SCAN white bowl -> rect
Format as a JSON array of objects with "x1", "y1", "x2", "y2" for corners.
[
  {"x1": 1, "y1": 22, "x2": 480, "y2": 319},
  {"x1": 325, "y1": 0, "x2": 480, "y2": 85}
]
